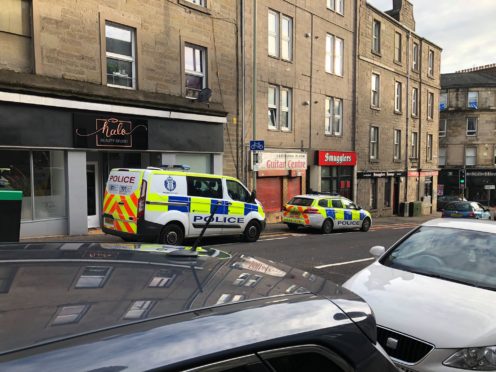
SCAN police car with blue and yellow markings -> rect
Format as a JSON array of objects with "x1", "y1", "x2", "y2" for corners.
[
  {"x1": 102, "y1": 167, "x2": 265, "y2": 245},
  {"x1": 282, "y1": 194, "x2": 372, "y2": 233}
]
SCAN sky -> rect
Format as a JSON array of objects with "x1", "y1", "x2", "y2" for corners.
[{"x1": 366, "y1": 0, "x2": 496, "y2": 73}]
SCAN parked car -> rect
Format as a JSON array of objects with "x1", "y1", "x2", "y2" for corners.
[
  {"x1": 441, "y1": 200, "x2": 492, "y2": 219},
  {"x1": 0, "y1": 242, "x2": 397, "y2": 371},
  {"x1": 282, "y1": 194, "x2": 372, "y2": 233},
  {"x1": 436, "y1": 195, "x2": 466, "y2": 211},
  {"x1": 344, "y1": 219, "x2": 496, "y2": 371}
]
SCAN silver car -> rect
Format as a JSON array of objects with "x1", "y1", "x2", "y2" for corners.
[{"x1": 344, "y1": 218, "x2": 496, "y2": 371}]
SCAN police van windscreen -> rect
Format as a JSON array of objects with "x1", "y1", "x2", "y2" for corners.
[
  {"x1": 288, "y1": 197, "x2": 314, "y2": 206},
  {"x1": 106, "y1": 170, "x2": 141, "y2": 195}
]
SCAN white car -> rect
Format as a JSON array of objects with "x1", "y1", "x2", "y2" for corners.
[{"x1": 344, "y1": 218, "x2": 496, "y2": 371}]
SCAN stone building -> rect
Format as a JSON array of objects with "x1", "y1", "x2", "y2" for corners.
[
  {"x1": 354, "y1": 0, "x2": 442, "y2": 216},
  {"x1": 439, "y1": 64, "x2": 496, "y2": 206},
  {"x1": 241, "y1": 0, "x2": 356, "y2": 222},
  {"x1": 0, "y1": 0, "x2": 239, "y2": 237}
]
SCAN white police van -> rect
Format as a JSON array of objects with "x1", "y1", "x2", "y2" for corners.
[{"x1": 102, "y1": 167, "x2": 265, "y2": 245}]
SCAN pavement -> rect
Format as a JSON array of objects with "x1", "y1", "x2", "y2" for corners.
[{"x1": 19, "y1": 212, "x2": 443, "y2": 242}]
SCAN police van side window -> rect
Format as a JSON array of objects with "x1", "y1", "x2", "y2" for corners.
[
  {"x1": 331, "y1": 200, "x2": 343, "y2": 208},
  {"x1": 187, "y1": 176, "x2": 223, "y2": 199},
  {"x1": 226, "y1": 180, "x2": 251, "y2": 202}
]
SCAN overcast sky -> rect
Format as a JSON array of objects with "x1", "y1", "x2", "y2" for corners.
[{"x1": 367, "y1": 0, "x2": 496, "y2": 73}]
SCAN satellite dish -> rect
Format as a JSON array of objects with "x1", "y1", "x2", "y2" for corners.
[{"x1": 197, "y1": 88, "x2": 212, "y2": 102}]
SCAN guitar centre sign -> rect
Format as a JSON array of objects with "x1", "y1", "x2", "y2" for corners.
[
  {"x1": 254, "y1": 152, "x2": 307, "y2": 171},
  {"x1": 73, "y1": 114, "x2": 148, "y2": 149}
]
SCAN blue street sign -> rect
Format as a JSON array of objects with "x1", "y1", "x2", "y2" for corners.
[{"x1": 250, "y1": 140, "x2": 265, "y2": 151}]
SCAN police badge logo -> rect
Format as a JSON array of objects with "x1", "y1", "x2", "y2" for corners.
[{"x1": 164, "y1": 176, "x2": 177, "y2": 192}]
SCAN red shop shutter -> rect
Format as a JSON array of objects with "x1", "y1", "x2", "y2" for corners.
[
  {"x1": 287, "y1": 177, "x2": 301, "y2": 202},
  {"x1": 256, "y1": 177, "x2": 282, "y2": 212}
]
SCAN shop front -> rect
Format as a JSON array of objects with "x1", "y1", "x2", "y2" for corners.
[
  {"x1": 253, "y1": 152, "x2": 307, "y2": 223},
  {"x1": 439, "y1": 169, "x2": 496, "y2": 206},
  {"x1": 0, "y1": 94, "x2": 225, "y2": 238},
  {"x1": 357, "y1": 171, "x2": 405, "y2": 216}
]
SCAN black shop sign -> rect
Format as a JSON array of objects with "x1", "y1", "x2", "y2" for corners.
[{"x1": 73, "y1": 113, "x2": 148, "y2": 149}]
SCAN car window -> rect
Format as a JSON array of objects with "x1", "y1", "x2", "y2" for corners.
[
  {"x1": 341, "y1": 198, "x2": 353, "y2": 209},
  {"x1": 331, "y1": 200, "x2": 343, "y2": 208},
  {"x1": 288, "y1": 197, "x2": 314, "y2": 206},
  {"x1": 382, "y1": 226, "x2": 496, "y2": 290},
  {"x1": 187, "y1": 176, "x2": 223, "y2": 199},
  {"x1": 318, "y1": 199, "x2": 329, "y2": 208},
  {"x1": 226, "y1": 180, "x2": 251, "y2": 202}
]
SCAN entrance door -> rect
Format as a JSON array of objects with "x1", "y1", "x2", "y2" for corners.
[
  {"x1": 393, "y1": 177, "x2": 400, "y2": 215},
  {"x1": 87, "y1": 162, "x2": 100, "y2": 228}
]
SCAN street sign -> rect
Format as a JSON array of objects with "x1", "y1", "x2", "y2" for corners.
[
  {"x1": 484, "y1": 185, "x2": 495, "y2": 190},
  {"x1": 250, "y1": 140, "x2": 265, "y2": 151}
]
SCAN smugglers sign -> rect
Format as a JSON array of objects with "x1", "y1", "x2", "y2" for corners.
[
  {"x1": 73, "y1": 113, "x2": 148, "y2": 149},
  {"x1": 254, "y1": 152, "x2": 307, "y2": 171},
  {"x1": 317, "y1": 151, "x2": 357, "y2": 166}
]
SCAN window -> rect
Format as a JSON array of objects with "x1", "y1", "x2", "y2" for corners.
[
  {"x1": 149, "y1": 269, "x2": 177, "y2": 288},
  {"x1": 327, "y1": 0, "x2": 344, "y2": 14},
  {"x1": 427, "y1": 134, "x2": 433, "y2": 161},
  {"x1": 184, "y1": 0, "x2": 206, "y2": 6},
  {"x1": 411, "y1": 132, "x2": 418, "y2": 159},
  {"x1": 394, "y1": 129, "x2": 401, "y2": 161},
  {"x1": 268, "y1": 85, "x2": 292, "y2": 131},
  {"x1": 370, "y1": 179, "x2": 377, "y2": 209},
  {"x1": 268, "y1": 10, "x2": 292, "y2": 61},
  {"x1": 124, "y1": 300, "x2": 155, "y2": 319},
  {"x1": 325, "y1": 34, "x2": 344, "y2": 76},
  {"x1": 412, "y1": 87, "x2": 418, "y2": 116},
  {"x1": 439, "y1": 147, "x2": 446, "y2": 166},
  {"x1": 394, "y1": 32, "x2": 402, "y2": 62},
  {"x1": 372, "y1": 20, "x2": 381, "y2": 54},
  {"x1": 105, "y1": 22, "x2": 136, "y2": 89},
  {"x1": 394, "y1": 81, "x2": 402, "y2": 112},
  {"x1": 187, "y1": 176, "x2": 223, "y2": 199},
  {"x1": 185, "y1": 44, "x2": 207, "y2": 99},
  {"x1": 440, "y1": 92, "x2": 447, "y2": 110},
  {"x1": 412, "y1": 42, "x2": 419, "y2": 71},
  {"x1": 226, "y1": 180, "x2": 251, "y2": 202},
  {"x1": 466, "y1": 117, "x2": 477, "y2": 136},
  {"x1": 321, "y1": 167, "x2": 353, "y2": 199},
  {"x1": 371, "y1": 73, "x2": 380, "y2": 107},
  {"x1": 428, "y1": 50, "x2": 434, "y2": 75},
  {"x1": 52, "y1": 305, "x2": 89, "y2": 325},
  {"x1": 331, "y1": 199, "x2": 343, "y2": 208},
  {"x1": 325, "y1": 97, "x2": 343, "y2": 136},
  {"x1": 75, "y1": 266, "x2": 112, "y2": 288},
  {"x1": 439, "y1": 119, "x2": 447, "y2": 137},
  {"x1": 384, "y1": 178, "x2": 391, "y2": 207},
  {"x1": 465, "y1": 147, "x2": 476, "y2": 166},
  {"x1": 370, "y1": 126, "x2": 379, "y2": 160},
  {"x1": 468, "y1": 91, "x2": 478, "y2": 109},
  {"x1": 428, "y1": 92, "x2": 434, "y2": 119}
]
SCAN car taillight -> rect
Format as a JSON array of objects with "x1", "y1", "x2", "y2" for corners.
[
  {"x1": 305, "y1": 207, "x2": 319, "y2": 214},
  {"x1": 137, "y1": 179, "x2": 147, "y2": 220}
]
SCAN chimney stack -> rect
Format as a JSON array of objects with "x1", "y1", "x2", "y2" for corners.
[{"x1": 386, "y1": 0, "x2": 415, "y2": 31}]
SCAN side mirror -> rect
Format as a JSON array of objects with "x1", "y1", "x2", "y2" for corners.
[
  {"x1": 249, "y1": 190, "x2": 257, "y2": 203},
  {"x1": 369, "y1": 245, "x2": 386, "y2": 258}
]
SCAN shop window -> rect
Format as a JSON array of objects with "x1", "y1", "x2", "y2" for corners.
[
  {"x1": 175, "y1": 153, "x2": 212, "y2": 173},
  {"x1": 321, "y1": 167, "x2": 352, "y2": 199},
  {"x1": 105, "y1": 22, "x2": 136, "y2": 89},
  {"x1": 424, "y1": 177, "x2": 433, "y2": 197},
  {"x1": 0, "y1": 150, "x2": 66, "y2": 221}
]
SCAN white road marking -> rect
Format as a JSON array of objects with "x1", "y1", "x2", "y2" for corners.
[
  {"x1": 314, "y1": 257, "x2": 374, "y2": 269},
  {"x1": 260, "y1": 237, "x2": 288, "y2": 241}
]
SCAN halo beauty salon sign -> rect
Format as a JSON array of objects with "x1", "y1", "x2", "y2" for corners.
[{"x1": 73, "y1": 113, "x2": 148, "y2": 149}]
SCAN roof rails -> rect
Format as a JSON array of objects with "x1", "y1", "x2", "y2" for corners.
[{"x1": 146, "y1": 165, "x2": 192, "y2": 171}]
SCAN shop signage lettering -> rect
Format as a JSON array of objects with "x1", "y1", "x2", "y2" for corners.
[
  {"x1": 254, "y1": 152, "x2": 307, "y2": 171},
  {"x1": 73, "y1": 114, "x2": 148, "y2": 150},
  {"x1": 467, "y1": 171, "x2": 496, "y2": 177},
  {"x1": 358, "y1": 171, "x2": 405, "y2": 178},
  {"x1": 317, "y1": 151, "x2": 357, "y2": 166}
]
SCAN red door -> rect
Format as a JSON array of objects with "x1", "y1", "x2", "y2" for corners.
[{"x1": 256, "y1": 177, "x2": 282, "y2": 212}]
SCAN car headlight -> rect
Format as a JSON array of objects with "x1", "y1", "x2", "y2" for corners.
[{"x1": 443, "y1": 346, "x2": 496, "y2": 370}]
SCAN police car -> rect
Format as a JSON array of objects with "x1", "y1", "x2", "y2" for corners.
[
  {"x1": 102, "y1": 167, "x2": 265, "y2": 244},
  {"x1": 282, "y1": 194, "x2": 372, "y2": 233}
]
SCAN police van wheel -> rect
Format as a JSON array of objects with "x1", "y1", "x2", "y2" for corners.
[
  {"x1": 243, "y1": 221, "x2": 261, "y2": 242},
  {"x1": 160, "y1": 223, "x2": 184, "y2": 245},
  {"x1": 361, "y1": 218, "x2": 371, "y2": 232},
  {"x1": 321, "y1": 219, "x2": 333, "y2": 234}
]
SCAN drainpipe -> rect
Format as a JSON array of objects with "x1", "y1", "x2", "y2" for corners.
[
  {"x1": 240, "y1": 0, "x2": 246, "y2": 183},
  {"x1": 352, "y1": 0, "x2": 360, "y2": 202},
  {"x1": 404, "y1": 31, "x2": 411, "y2": 202},
  {"x1": 252, "y1": 0, "x2": 257, "y2": 191},
  {"x1": 417, "y1": 39, "x2": 423, "y2": 201}
]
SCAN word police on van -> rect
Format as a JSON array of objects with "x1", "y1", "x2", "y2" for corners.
[{"x1": 102, "y1": 167, "x2": 266, "y2": 245}]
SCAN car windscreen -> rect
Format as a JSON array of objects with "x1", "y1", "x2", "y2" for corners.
[
  {"x1": 287, "y1": 197, "x2": 314, "y2": 206},
  {"x1": 381, "y1": 226, "x2": 496, "y2": 291}
]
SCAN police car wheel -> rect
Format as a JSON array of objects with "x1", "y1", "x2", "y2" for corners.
[
  {"x1": 160, "y1": 223, "x2": 184, "y2": 245},
  {"x1": 361, "y1": 218, "x2": 371, "y2": 232},
  {"x1": 286, "y1": 223, "x2": 299, "y2": 231},
  {"x1": 321, "y1": 219, "x2": 333, "y2": 234},
  {"x1": 243, "y1": 221, "x2": 261, "y2": 242}
]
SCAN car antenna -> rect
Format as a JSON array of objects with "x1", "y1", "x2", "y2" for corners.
[{"x1": 191, "y1": 200, "x2": 224, "y2": 253}]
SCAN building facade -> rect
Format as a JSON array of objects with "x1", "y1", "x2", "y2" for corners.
[
  {"x1": 0, "y1": 0, "x2": 240, "y2": 237},
  {"x1": 354, "y1": 0, "x2": 441, "y2": 216},
  {"x1": 439, "y1": 64, "x2": 496, "y2": 206}
]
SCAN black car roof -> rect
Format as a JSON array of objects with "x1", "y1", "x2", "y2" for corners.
[{"x1": 0, "y1": 242, "x2": 364, "y2": 362}]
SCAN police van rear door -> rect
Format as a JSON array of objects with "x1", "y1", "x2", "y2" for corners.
[{"x1": 103, "y1": 169, "x2": 142, "y2": 234}]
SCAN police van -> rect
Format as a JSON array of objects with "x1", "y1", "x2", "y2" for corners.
[{"x1": 102, "y1": 167, "x2": 265, "y2": 245}]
